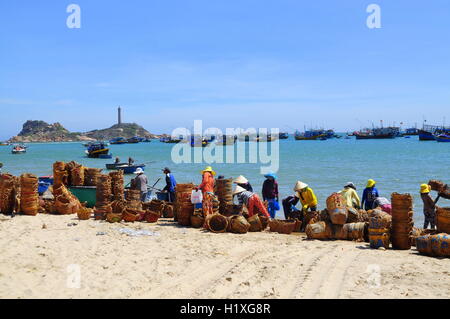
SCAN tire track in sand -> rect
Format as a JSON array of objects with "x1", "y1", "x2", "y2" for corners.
[
  {"x1": 148, "y1": 244, "x2": 258, "y2": 298},
  {"x1": 288, "y1": 243, "x2": 340, "y2": 299}
]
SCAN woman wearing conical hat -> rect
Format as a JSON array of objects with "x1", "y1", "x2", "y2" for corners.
[
  {"x1": 233, "y1": 175, "x2": 253, "y2": 192},
  {"x1": 294, "y1": 181, "x2": 318, "y2": 212},
  {"x1": 233, "y1": 186, "x2": 270, "y2": 218}
]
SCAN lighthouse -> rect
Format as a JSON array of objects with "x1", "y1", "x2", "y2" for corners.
[{"x1": 118, "y1": 106, "x2": 122, "y2": 126}]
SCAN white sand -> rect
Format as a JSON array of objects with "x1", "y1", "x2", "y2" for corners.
[{"x1": 0, "y1": 214, "x2": 449, "y2": 299}]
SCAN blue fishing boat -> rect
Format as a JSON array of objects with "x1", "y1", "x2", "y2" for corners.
[
  {"x1": 294, "y1": 130, "x2": 326, "y2": 140},
  {"x1": 85, "y1": 142, "x2": 110, "y2": 158},
  {"x1": 434, "y1": 134, "x2": 450, "y2": 143},
  {"x1": 127, "y1": 136, "x2": 142, "y2": 143},
  {"x1": 279, "y1": 132, "x2": 289, "y2": 139},
  {"x1": 418, "y1": 124, "x2": 450, "y2": 141},
  {"x1": 114, "y1": 164, "x2": 146, "y2": 174},
  {"x1": 110, "y1": 137, "x2": 128, "y2": 144}
]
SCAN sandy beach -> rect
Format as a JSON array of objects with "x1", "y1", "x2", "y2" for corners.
[{"x1": 0, "y1": 214, "x2": 449, "y2": 299}]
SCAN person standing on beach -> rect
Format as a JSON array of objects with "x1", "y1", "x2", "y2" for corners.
[
  {"x1": 420, "y1": 184, "x2": 436, "y2": 229},
  {"x1": 339, "y1": 182, "x2": 361, "y2": 209},
  {"x1": 361, "y1": 179, "x2": 379, "y2": 211},
  {"x1": 162, "y1": 167, "x2": 177, "y2": 203},
  {"x1": 133, "y1": 167, "x2": 148, "y2": 202},
  {"x1": 233, "y1": 186, "x2": 270, "y2": 218},
  {"x1": 233, "y1": 175, "x2": 253, "y2": 192},
  {"x1": 262, "y1": 173, "x2": 279, "y2": 218},
  {"x1": 197, "y1": 166, "x2": 217, "y2": 218}
]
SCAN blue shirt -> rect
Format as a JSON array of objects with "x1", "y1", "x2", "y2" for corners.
[{"x1": 361, "y1": 187, "x2": 379, "y2": 209}]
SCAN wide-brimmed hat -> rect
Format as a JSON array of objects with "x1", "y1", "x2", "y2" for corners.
[
  {"x1": 294, "y1": 181, "x2": 308, "y2": 192},
  {"x1": 233, "y1": 175, "x2": 248, "y2": 184},
  {"x1": 134, "y1": 167, "x2": 144, "y2": 174},
  {"x1": 201, "y1": 166, "x2": 216, "y2": 176},
  {"x1": 420, "y1": 184, "x2": 431, "y2": 194},
  {"x1": 233, "y1": 185, "x2": 246, "y2": 195},
  {"x1": 366, "y1": 179, "x2": 376, "y2": 188},
  {"x1": 345, "y1": 182, "x2": 356, "y2": 190},
  {"x1": 264, "y1": 173, "x2": 277, "y2": 180}
]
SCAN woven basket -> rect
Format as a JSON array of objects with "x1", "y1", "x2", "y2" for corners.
[
  {"x1": 277, "y1": 220, "x2": 296, "y2": 234},
  {"x1": 269, "y1": 219, "x2": 281, "y2": 232},
  {"x1": 428, "y1": 180, "x2": 446, "y2": 192},
  {"x1": 247, "y1": 214, "x2": 263, "y2": 232},
  {"x1": 106, "y1": 212, "x2": 123, "y2": 223},
  {"x1": 190, "y1": 214, "x2": 205, "y2": 228},
  {"x1": 85, "y1": 168, "x2": 102, "y2": 186},
  {"x1": 122, "y1": 209, "x2": 139, "y2": 222},
  {"x1": 111, "y1": 200, "x2": 127, "y2": 214},
  {"x1": 227, "y1": 215, "x2": 250, "y2": 234},
  {"x1": 205, "y1": 214, "x2": 228, "y2": 233},
  {"x1": 163, "y1": 203, "x2": 174, "y2": 218},
  {"x1": 436, "y1": 207, "x2": 450, "y2": 234},
  {"x1": 144, "y1": 210, "x2": 160, "y2": 223},
  {"x1": 328, "y1": 208, "x2": 348, "y2": 225},
  {"x1": 369, "y1": 228, "x2": 390, "y2": 249},
  {"x1": 306, "y1": 221, "x2": 333, "y2": 240},
  {"x1": 77, "y1": 207, "x2": 93, "y2": 220},
  {"x1": 326, "y1": 193, "x2": 346, "y2": 211}
]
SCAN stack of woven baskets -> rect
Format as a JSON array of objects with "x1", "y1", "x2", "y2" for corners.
[
  {"x1": 94, "y1": 174, "x2": 112, "y2": 220},
  {"x1": 142, "y1": 199, "x2": 164, "y2": 223},
  {"x1": 84, "y1": 168, "x2": 102, "y2": 186},
  {"x1": 54, "y1": 184, "x2": 82, "y2": 215},
  {"x1": 70, "y1": 163, "x2": 85, "y2": 186},
  {"x1": 109, "y1": 170, "x2": 124, "y2": 200},
  {"x1": 19, "y1": 174, "x2": 40, "y2": 216},
  {"x1": 326, "y1": 193, "x2": 348, "y2": 225},
  {"x1": 368, "y1": 209, "x2": 392, "y2": 249},
  {"x1": 436, "y1": 207, "x2": 450, "y2": 234},
  {"x1": 391, "y1": 193, "x2": 414, "y2": 250},
  {"x1": 0, "y1": 174, "x2": 18, "y2": 215},
  {"x1": 175, "y1": 183, "x2": 194, "y2": 226},
  {"x1": 126, "y1": 189, "x2": 142, "y2": 210},
  {"x1": 53, "y1": 161, "x2": 68, "y2": 188},
  {"x1": 215, "y1": 178, "x2": 233, "y2": 216}
]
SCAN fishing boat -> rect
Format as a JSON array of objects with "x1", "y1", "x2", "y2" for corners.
[
  {"x1": 403, "y1": 127, "x2": 419, "y2": 136},
  {"x1": 354, "y1": 127, "x2": 397, "y2": 140},
  {"x1": 279, "y1": 132, "x2": 289, "y2": 139},
  {"x1": 190, "y1": 136, "x2": 210, "y2": 147},
  {"x1": 11, "y1": 144, "x2": 27, "y2": 154},
  {"x1": 113, "y1": 164, "x2": 146, "y2": 174},
  {"x1": 0, "y1": 142, "x2": 10, "y2": 146},
  {"x1": 83, "y1": 141, "x2": 109, "y2": 147},
  {"x1": 110, "y1": 137, "x2": 128, "y2": 145},
  {"x1": 419, "y1": 124, "x2": 450, "y2": 141},
  {"x1": 127, "y1": 136, "x2": 142, "y2": 144},
  {"x1": 160, "y1": 136, "x2": 182, "y2": 143},
  {"x1": 434, "y1": 134, "x2": 450, "y2": 143},
  {"x1": 294, "y1": 130, "x2": 327, "y2": 140},
  {"x1": 85, "y1": 142, "x2": 111, "y2": 158},
  {"x1": 215, "y1": 135, "x2": 237, "y2": 145}
]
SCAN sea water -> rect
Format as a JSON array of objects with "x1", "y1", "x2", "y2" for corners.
[{"x1": 0, "y1": 136, "x2": 448, "y2": 225}]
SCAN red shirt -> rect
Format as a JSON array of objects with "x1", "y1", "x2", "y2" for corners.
[{"x1": 199, "y1": 172, "x2": 215, "y2": 193}]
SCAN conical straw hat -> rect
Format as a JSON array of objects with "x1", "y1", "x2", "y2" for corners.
[
  {"x1": 233, "y1": 185, "x2": 246, "y2": 195},
  {"x1": 294, "y1": 181, "x2": 308, "y2": 192},
  {"x1": 233, "y1": 175, "x2": 248, "y2": 184}
]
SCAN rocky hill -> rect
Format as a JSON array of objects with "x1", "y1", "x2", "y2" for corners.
[
  {"x1": 84, "y1": 123, "x2": 156, "y2": 140},
  {"x1": 8, "y1": 121, "x2": 158, "y2": 143}
]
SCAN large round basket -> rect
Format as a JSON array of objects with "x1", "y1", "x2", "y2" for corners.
[{"x1": 205, "y1": 214, "x2": 228, "y2": 233}]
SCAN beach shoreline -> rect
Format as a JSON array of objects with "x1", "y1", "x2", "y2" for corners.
[{"x1": 0, "y1": 214, "x2": 449, "y2": 299}]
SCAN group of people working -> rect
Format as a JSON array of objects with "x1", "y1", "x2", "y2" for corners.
[{"x1": 131, "y1": 166, "x2": 441, "y2": 230}]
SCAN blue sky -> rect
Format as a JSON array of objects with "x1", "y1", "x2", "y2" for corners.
[{"x1": 1, "y1": 0, "x2": 449, "y2": 139}]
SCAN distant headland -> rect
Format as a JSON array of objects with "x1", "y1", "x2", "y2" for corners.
[{"x1": 8, "y1": 107, "x2": 162, "y2": 143}]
